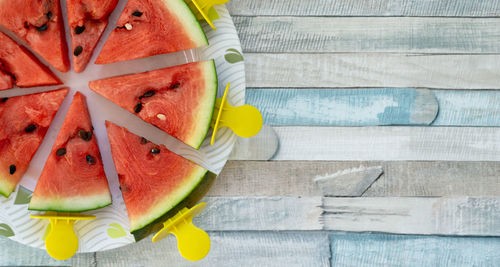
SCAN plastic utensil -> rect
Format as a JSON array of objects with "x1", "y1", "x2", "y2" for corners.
[
  {"x1": 189, "y1": 0, "x2": 231, "y2": 30},
  {"x1": 152, "y1": 203, "x2": 210, "y2": 261},
  {"x1": 210, "y1": 83, "x2": 263, "y2": 145},
  {"x1": 30, "y1": 212, "x2": 95, "y2": 260}
]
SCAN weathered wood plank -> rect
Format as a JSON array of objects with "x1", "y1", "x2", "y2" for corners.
[
  {"x1": 322, "y1": 197, "x2": 500, "y2": 236},
  {"x1": 247, "y1": 88, "x2": 500, "y2": 127},
  {"x1": 95, "y1": 232, "x2": 331, "y2": 267},
  {"x1": 314, "y1": 166, "x2": 383, "y2": 197},
  {"x1": 196, "y1": 197, "x2": 323, "y2": 231},
  {"x1": 246, "y1": 88, "x2": 438, "y2": 126},
  {"x1": 330, "y1": 233, "x2": 500, "y2": 267},
  {"x1": 246, "y1": 53, "x2": 500, "y2": 89},
  {"x1": 227, "y1": 0, "x2": 500, "y2": 17},
  {"x1": 0, "y1": 237, "x2": 94, "y2": 266},
  {"x1": 235, "y1": 17, "x2": 500, "y2": 53},
  {"x1": 189, "y1": 197, "x2": 500, "y2": 235},
  {"x1": 270, "y1": 126, "x2": 500, "y2": 161},
  {"x1": 213, "y1": 161, "x2": 500, "y2": 197}
]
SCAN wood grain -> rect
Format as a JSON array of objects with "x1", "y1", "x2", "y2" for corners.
[
  {"x1": 246, "y1": 53, "x2": 500, "y2": 89},
  {"x1": 95, "y1": 232, "x2": 331, "y2": 267},
  {"x1": 234, "y1": 17, "x2": 500, "y2": 53},
  {"x1": 214, "y1": 161, "x2": 500, "y2": 197},
  {"x1": 330, "y1": 233, "x2": 500, "y2": 266},
  {"x1": 271, "y1": 126, "x2": 500, "y2": 161},
  {"x1": 246, "y1": 88, "x2": 438, "y2": 126},
  {"x1": 322, "y1": 197, "x2": 500, "y2": 235},
  {"x1": 227, "y1": 0, "x2": 500, "y2": 16}
]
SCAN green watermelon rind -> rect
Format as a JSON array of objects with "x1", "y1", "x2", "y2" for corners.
[
  {"x1": 131, "y1": 170, "x2": 216, "y2": 241},
  {"x1": 27, "y1": 193, "x2": 112, "y2": 212},
  {"x1": 165, "y1": 0, "x2": 209, "y2": 47},
  {"x1": 189, "y1": 60, "x2": 218, "y2": 149},
  {"x1": 0, "y1": 177, "x2": 14, "y2": 198}
]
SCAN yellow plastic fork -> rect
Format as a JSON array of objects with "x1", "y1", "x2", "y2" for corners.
[{"x1": 189, "y1": 0, "x2": 231, "y2": 30}]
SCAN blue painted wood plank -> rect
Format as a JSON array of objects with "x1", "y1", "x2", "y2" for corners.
[
  {"x1": 330, "y1": 233, "x2": 500, "y2": 267},
  {"x1": 247, "y1": 88, "x2": 500, "y2": 126},
  {"x1": 246, "y1": 88, "x2": 438, "y2": 126}
]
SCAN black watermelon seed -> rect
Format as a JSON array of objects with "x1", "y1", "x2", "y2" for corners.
[
  {"x1": 46, "y1": 11, "x2": 52, "y2": 20},
  {"x1": 36, "y1": 24, "x2": 48, "y2": 32},
  {"x1": 9, "y1": 164, "x2": 16, "y2": 175},
  {"x1": 56, "y1": 148, "x2": 66, "y2": 157},
  {"x1": 139, "y1": 90, "x2": 155, "y2": 99},
  {"x1": 24, "y1": 124, "x2": 37, "y2": 133},
  {"x1": 151, "y1": 147, "x2": 160, "y2": 154},
  {"x1": 132, "y1": 10, "x2": 143, "y2": 17},
  {"x1": 140, "y1": 137, "x2": 148, "y2": 144},
  {"x1": 86, "y1": 155, "x2": 96, "y2": 165},
  {"x1": 78, "y1": 129, "x2": 92, "y2": 141},
  {"x1": 74, "y1": 25, "x2": 85, "y2": 34},
  {"x1": 170, "y1": 82, "x2": 180, "y2": 89},
  {"x1": 73, "y1": 45, "x2": 83, "y2": 56},
  {"x1": 1, "y1": 97, "x2": 7, "y2": 103},
  {"x1": 134, "y1": 103, "x2": 142, "y2": 113}
]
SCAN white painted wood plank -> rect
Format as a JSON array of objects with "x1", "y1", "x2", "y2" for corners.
[
  {"x1": 195, "y1": 197, "x2": 323, "y2": 231},
  {"x1": 271, "y1": 126, "x2": 500, "y2": 161},
  {"x1": 314, "y1": 166, "x2": 383, "y2": 197},
  {"x1": 235, "y1": 17, "x2": 500, "y2": 53},
  {"x1": 96, "y1": 232, "x2": 331, "y2": 267},
  {"x1": 227, "y1": 0, "x2": 500, "y2": 16},
  {"x1": 246, "y1": 53, "x2": 500, "y2": 89},
  {"x1": 214, "y1": 161, "x2": 500, "y2": 197},
  {"x1": 330, "y1": 233, "x2": 500, "y2": 267},
  {"x1": 0, "y1": 237, "x2": 94, "y2": 266},
  {"x1": 322, "y1": 197, "x2": 500, "y2": 236}
]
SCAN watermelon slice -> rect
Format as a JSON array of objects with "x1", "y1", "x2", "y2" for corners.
[
  {"x1": 0, "y1": 32, "x2": 61, "y2": 90},
  {"x1": 0, "y1": 88, "x2": 69, "y2": 197},
  {"x1": 29, "y1": 92, "x2": 111, "y2": 211},
  {"x1": 95, "y1": 0, "x2": 208, "y2": 64},
  {"x1": 66, "y1": 0, "x2": 118, "y2": 73},
  {"x1": 89, "y1": 60, "x2": 217, "y2": 149},
  {"x1": 105, "y1": 121, "x2": 216, "y2": 233},
  {"x1": 0, "y1": 0, "x2": 70, "y2": 72}
]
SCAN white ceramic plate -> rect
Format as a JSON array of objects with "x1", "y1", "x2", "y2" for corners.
[{"x1": 0, "y1": 4, "x2": 244, "y2": 252}]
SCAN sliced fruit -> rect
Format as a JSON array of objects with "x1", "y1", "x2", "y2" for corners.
[
  {"x1": 105, "y1": 121, "x2": 215, "y2": 233},
  {"x1": 0, "y1": 0, "x2": 70, "y2": 72},
  {"x1": 66, "y1": 0, "x2": 118, "y2": 73},
  {"x1": 0, "y1": 32, "x2": 61, "y2": 90},
  {"x1": 29, "y1": 92, "x2": 111, "y2": 211},
  {"x1": 89, "y1": 60, "x2": 217, "y2": 149},
  {"x1": 95, "y1": 0, "x2": 208, "y2": 64},
  {"x1": 0, "y1": 88, "x2": 69, "y2": 197}
]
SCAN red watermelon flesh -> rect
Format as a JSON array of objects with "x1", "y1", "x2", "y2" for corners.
[
  {"x1": 67, "y1": 0, "x2": 118, "y2": 73},
  {"x1": 95, "y1": 0, "x2": 208, "y2": 64},
  {"x1": 0, "y1": 88, "x2": 68, "y2": 197},
  {"x1": 29, "y1": 92, "x2": 111, "y2": 211},
  {"x1": 0, "y1": 0, "x2": 70, "y2": 72},
  {"x1": 89, "y1": 60, "x2": 217, "y2": 149},
  {"x1": 0, "y1": 32, "x2": 61, "y2": 90},
  {"x1": 105, "y1": 121, "x2": 214, "y2": 232}
]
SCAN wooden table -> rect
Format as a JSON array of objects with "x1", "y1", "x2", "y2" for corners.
[{"x1": 2, "y1": 0, "x2": 500, "y2": 266}]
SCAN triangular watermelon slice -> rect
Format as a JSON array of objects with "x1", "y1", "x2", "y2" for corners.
[
  {"x1": 0, "y1": 88, "x2": 69, "y2": 197},
  {"x1": 66, "y1": 0, "x2": 118, "y2": 73},
  {"x1": 95, "y1": 0, "x2": 208, "y2": 64},
  {"x1": 0, "y1": 0, "x2": 70, "y2": 72},
  {"x1": 89, "y1": 60, "x2": 217, "y2": 149},
  {"x1": 105, "y1": 121, "x2": 215, "y2": 233},
  {"x1": 0, "y1": 32, "x2": 62, "y2": 90},
  {"x1": 29, "y1": 92, "x2": 111, "y2": 211}
]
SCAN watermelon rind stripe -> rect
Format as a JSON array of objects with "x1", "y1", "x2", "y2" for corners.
[
  {"x1": 0, "y1": 176, "x2": 14, "y2": 197},
  {"x1": 189, "y1": 60, "x2": 218, "y2": 149},
  {"x1": 28, "y1": 192, "x2": 112, "y2": 212},
  {"x1": 164, "y1": 0, "x2": 208, "y2": 47}
]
